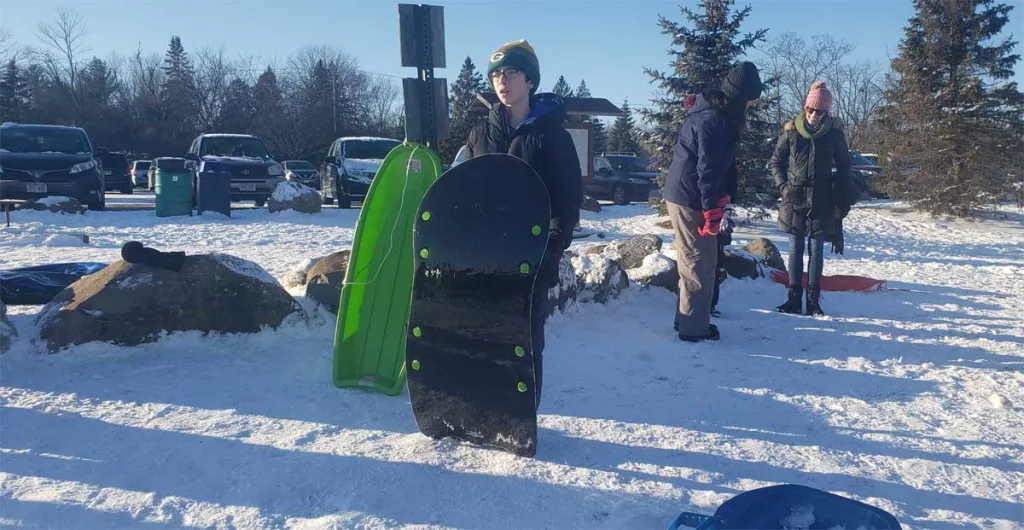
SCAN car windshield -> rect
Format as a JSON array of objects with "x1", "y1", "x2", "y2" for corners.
[
  {"x1": 98, "y1": 153, "x2": 128, "y2": 169},
  {"x1": 284, "y1": 161, "x2": 315, "y2": 170},
  {"x1": 134, "y1": 161, "x2": 151, "y2": 171},
  {"x1": 0, "y1": 127, "x2": 90, "y2": 154},
  {"x1": 343, "y1": 139, "x2": 400, "y2": 159},
  {"x1": 850, "y1": 152, "x2": 876, "y2": 166},
  {"x1": 606, "y1": 156, "x2": 652, "y2": 172},
  {"x1": 200, "y1": 136, "x2": 271, "y2": 159}
]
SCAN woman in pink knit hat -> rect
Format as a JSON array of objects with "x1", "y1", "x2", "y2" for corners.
[{"x1": 770, "y1": 81, "x2": 852, "y2": 316}]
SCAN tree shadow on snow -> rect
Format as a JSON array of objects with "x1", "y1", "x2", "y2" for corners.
[
  {"x1": 536, "y1": 429, "x2": 1022, "y2": 530},
  {"x1": 0, "y1": 406, "x2": 673, "y2": 529}
]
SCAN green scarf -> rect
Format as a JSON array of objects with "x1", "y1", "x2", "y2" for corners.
[{"x1": 795, "y1": 112, "x2": 832, "y2": 140}]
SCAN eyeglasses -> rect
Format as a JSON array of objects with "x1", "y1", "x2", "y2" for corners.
[
  {"x1": 805, "y1": 107, "x2": 826, "y2": 116},
  {"x1": 490, "y1": 68, "x2": 522, "y2": 81}
]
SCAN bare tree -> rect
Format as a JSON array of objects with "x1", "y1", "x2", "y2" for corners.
[
  {"x1": 360, "y1": 76, "x2": 401, "y2": 137},
  {"x1": 193, "y1": 46, "x2": 235, "y2": 131},
  {"x1": 33, "y1": 6, "x2": 89, "y2": 122},
  {"x1": 759, "y1": 32, "x2": 855, "y2": 119},
  {"x1": 0, "y1": 28, "x2": 13, "y2": 62},
  {"x1": 825, "y1": 59, "x2": 885, "y2": 150}
]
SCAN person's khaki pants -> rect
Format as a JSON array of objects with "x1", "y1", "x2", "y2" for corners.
[{"x1": 666, "y1": 201, "x2": 717, "y2": 336}]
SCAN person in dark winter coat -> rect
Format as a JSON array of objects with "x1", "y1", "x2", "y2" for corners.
[
  {"x1": 771, "y1": 81, "x2": 852, "y2": 316},
  {"x1": 663, "y1": 61, "x2": 762, "y2": 342},
  {"x1": 465, "y1": 39, "x2": 583, "y2": 407}
]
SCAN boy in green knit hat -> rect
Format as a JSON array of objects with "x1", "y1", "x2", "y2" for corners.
[{"x1": 466, "y1": 39, "x2": 582, "y2": 410}]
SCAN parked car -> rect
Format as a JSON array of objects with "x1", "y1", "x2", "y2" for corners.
[
  {"x1": 184, "y1": 133, "x2": 285, "y2": 207},
  {"x1": 319, "y1": 136, "x2": 401, "y2": 208},
  {"x1": 0, "y1": 123, "x2": 106, "y2": 210},
  {"x1": 587, "y1": 153, "x2": 659, "y2": 205},
  {"x1": 95, "y1": 148, "x2": 133, "y2": 194},
  {"x1": 282, "y1": 160, "x2": 320, "y2": 190},
  {"x1": 131, "y1": 160, "x2": 151, "y2": 188},
  {"x1": 846, "y1": 150, "x2": 882, "y2": 199}
]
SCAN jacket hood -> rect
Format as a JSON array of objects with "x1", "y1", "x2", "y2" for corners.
[{"x1": 688, "y1": 93, "x2": 716, "y2": 116}]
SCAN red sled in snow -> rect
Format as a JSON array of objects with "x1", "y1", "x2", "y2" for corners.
[{"x1": 770, "y1": 270, "x2": 887, "y2": 292}]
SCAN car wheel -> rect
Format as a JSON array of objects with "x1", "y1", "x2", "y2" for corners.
[
  {"x1": 122, "y1": 185, "x2": 134, "y2": 194},
  {"x1": 612, "y1": 184, "x2": 630, "y2": 206},
  {"x1": 255, "y1": 198, "x2": 266, "y2": 208}
]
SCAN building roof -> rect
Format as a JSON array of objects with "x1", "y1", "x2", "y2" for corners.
[{"x1": 468, "y1": 94, "x2": 624, "y2": 118}]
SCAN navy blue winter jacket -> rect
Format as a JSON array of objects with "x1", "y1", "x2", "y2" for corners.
[{"x1": 663, "y1": 94, "x2": 736, "y2": 212}]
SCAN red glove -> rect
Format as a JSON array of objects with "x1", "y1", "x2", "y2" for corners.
[
  {"x1": 718, "y1": 195, "x2": 730, "y2": 209},
  {"x1": 698, "y1": 207, "x2": 724, "y2": 237}
]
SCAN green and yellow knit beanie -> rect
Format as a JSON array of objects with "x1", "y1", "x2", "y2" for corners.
[{"x1": 487, "y1": 39, "x2": 540, "y2": 94}]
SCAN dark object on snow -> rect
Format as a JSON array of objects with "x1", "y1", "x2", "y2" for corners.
[
  {"x1": 407, "y1": 153, "x2": 550, "y2": 458},
  {"x1": 668, "y1": 484, "x2": 900, "y2": 530},
  {"x1": 121, "y1": 241, "x2": 186, "y2": 272},
  {"x1": 0, "y1": 262, "x2": 108, "y2": 305}
]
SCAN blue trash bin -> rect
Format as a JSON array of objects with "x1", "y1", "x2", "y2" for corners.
[{"x1": 197, "y1": 170, "x2": 231, "y2": 217}]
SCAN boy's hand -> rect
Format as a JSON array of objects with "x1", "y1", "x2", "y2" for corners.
[{"x1": 697, "y1": 208, "x2": 724, "y2": 237}]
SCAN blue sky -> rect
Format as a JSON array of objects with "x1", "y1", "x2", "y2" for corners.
[{"x1": 3, "y1": 0, "x2": 1023, "y2": 112}]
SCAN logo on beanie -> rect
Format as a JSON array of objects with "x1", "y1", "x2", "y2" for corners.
[{"x1": 490, "y1": 51, "x2": 505, "y2": 63}]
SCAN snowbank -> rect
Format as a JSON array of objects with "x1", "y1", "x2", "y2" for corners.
[{"x1": 1, "y1": 200, "x2": 1022, "y2": 529}]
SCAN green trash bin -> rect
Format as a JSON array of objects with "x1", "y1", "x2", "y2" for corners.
[{"x1": 154, "y1": 157, "x2": 193, "y2": 217}]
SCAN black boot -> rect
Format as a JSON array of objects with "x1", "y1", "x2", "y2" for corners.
[
  {"x1": 776, "y1": 286, "x2": 803, "y2": 314},
  {"x1": 806, "y1": 286, "x2": 825, "y2": 316},
  {"x1": 679, "y1": 324, "x2": 720, "y2": 342}
]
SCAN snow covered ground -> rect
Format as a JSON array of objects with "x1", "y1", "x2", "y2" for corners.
[{"x1": 1, "y1": 197, "x2": 1022, "y2": 529}]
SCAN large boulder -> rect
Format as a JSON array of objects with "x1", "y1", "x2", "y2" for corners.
[
  {"x1": 607, "y1": 235, "x2": 664, "y2": 269},
  {"x1": 34, "y1": 254, "x2": 305, "y2": 352},
  {"x1": 303, "y1": 250, "x2": 351, "y2": 313},
  {"x1": 1, "y1": 302, "x2": 15, "y2": 353},
  {"x1": 27, "y1": 196, "x2": 85, "y2": 214},
  {"x1": 626, "y1": 253, "x2": 678, "y2": 293},
  {"x1": 743, "y1": 238, "x2": 786, "y2": 272},
  {"x1": 571, "y1": 253, "x2": 630, "y2": 304},
  {"x1": 581, "y1": 195, "x2": 601, "y2": 213},
  {"x1": 722, "y1": 249, "x2": 763, "y2": 280},
  {"x1": 268, "y1": 182, "x2": 322, "y2": 214}
]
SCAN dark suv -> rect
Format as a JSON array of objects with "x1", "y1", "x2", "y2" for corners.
[
  {"x1": 588, "y1": 153, "x2": 659, "y2": 205},
  {"x1": 319, "y1": 136, "x2": 401, "y2": 208},
  {"x1": 95, "y1": 148, "x2": 133, "y2": 194},
  {"x1": 0, "y1": 123, "x2": 106, "y2": 210},
  {"x1": 184, "y1": 133, "x2": 285, "y2": 207}
]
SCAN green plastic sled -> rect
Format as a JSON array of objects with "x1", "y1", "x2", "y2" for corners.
[{"x1": 332, "y1": 142, "x2": 442, "y2": 395}]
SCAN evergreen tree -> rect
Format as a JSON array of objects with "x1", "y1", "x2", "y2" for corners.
[
  {"x1": 879, "y1": 0, "x2": 1024, "y2": 216},
  {"x1": 79, "y1": 58, "x2": 118, "y2": 147},
  {"x1": 251, "y1": 67, "x2": 286, "y2": 154},
  {"x1": 440, "y1": 56, "x2": 487, "y2": 163},
  {"x1": 303, "y1": 59, "x2": 335, "y2": 152},
  {"x1": 0, "y1": 59, "x2": 30, "y2": 122},
  {"x1": 159, "y1": 36, "x2": 198, "y2": 154},
  {"x1": 638, "y1": 0, "x2": 768, "y2": 200},
  {"x1": 219, "y1": 78, "x2": 254, "y2": 133},
  {"x1": 574, "y1": 79, "x2": 606, "y2": 153},
  {"x1": 551, "y1": 75, "x2": 573, "y2": 98},
  {"x1": 607, "y1": 99, "x2": 642, "y2": 154}
]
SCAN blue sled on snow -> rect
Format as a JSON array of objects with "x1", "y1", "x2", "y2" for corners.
[{"x1": 669, "y1": 484, "x2": 901, "y2": 530}]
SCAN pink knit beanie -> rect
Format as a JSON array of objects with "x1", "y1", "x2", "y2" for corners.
[{"x1": 805, "y1": 81, "x2": 833, "y2": 112}]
